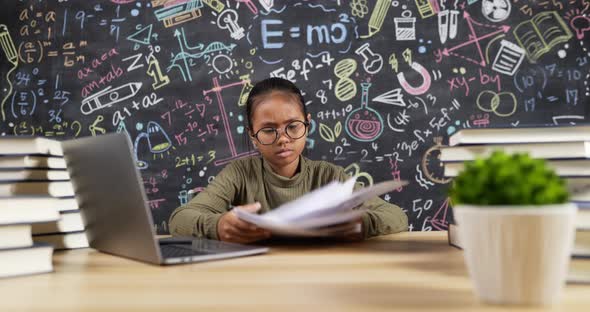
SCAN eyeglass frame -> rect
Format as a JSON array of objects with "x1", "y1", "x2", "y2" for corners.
[{"x1": 250, "y1": 120, "x2": 310, "y2": 145}]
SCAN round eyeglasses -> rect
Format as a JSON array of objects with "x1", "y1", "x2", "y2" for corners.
[{"x1": 252, "y1": 120, "x2": 309, "y2": 145}]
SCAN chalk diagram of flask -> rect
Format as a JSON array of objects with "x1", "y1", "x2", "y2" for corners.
[
  {"x1": 80, "y1": 82, "x2": 142, "y2": 115},
  {"x1": 345, "y1": 82, "x2": 384, "y2": 142},
  {"x1": 355, "y1": 43, "x2": 383, "y2": 75}
]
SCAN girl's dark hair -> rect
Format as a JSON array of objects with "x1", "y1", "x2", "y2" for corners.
[{"x1": 245, "y1": 77, "x2": 307, "y2": 130}]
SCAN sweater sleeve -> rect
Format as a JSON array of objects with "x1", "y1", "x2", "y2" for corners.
[
  {"x1": 168, "y1": 162, "x2": 242, "y2": 240},
  {"x1": 335, "y1": 168, "x2": 408, "y2": 239}
]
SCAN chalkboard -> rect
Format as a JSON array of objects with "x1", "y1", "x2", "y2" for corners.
[{"x1": 1, "y1": 0, "x2": 589, "y2": 234}]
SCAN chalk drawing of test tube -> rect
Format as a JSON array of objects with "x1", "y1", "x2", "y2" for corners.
[
  {"x1": 438, "y1": 9, "x2": 459, "y2": 43},
  {"x1": 397, "y1": 62, "x2": 432, "y2": 96},
  {"x1": 80, "y1": 82, "x2": 142, "y2": 115}
]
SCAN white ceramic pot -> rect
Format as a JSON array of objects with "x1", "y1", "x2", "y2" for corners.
[{"x1": 453, "y1": 203, "x2": 577, "y2": 305}]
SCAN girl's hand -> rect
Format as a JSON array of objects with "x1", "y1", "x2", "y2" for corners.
[
  {"x1": 329, "y1": 218, "x2": 365, "y2": 242},
  {"x1": 217, "y1": 202, "x2": 271, "y2": 244}
]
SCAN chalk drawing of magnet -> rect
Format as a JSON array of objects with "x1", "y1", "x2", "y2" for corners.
[{"x1": 397, "y1": 62, "x2": 431, "y2": 96}]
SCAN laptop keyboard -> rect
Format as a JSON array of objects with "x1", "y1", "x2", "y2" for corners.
[{"x1": 160, "y1": 244, "x2": 210, "y2": 258}]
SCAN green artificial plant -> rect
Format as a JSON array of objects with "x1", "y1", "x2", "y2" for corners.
[{"x1": 449, "y1": 150, "x2": 569, "y2": 206}]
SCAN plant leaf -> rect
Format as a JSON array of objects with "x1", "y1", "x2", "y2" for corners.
[
  {"x1": 319, "y1": 123, "x2": 335, "y2": 142},
  {"x1": 334, "y1": 121, "x2": 342, "y2": 138}
]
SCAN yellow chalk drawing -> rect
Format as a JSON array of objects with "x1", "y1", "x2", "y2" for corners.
[
  {"x1": 319, "y1": 123, "x2": 335, "y2": 142},
  {"x1": 151, "y1": 0, "x2": 177, "y2": 6},
  {"x1": 0, "y1": 24, "x2": 18, "y2": 122},
  {"x1": 319, "y1": 121, "x2": 342, "y2": 143},
  {"x1": 71, "y1": 120, "x2": 82, "y2": 137},
  {"x1": 476, "y1": 90, "x2": 517, "y2": 117},
  {"x1": 89, "y1": 115, "x2": 107, "y2": 136},
  {"x1": 344, "y1": 163, "x2": 374, "y2": 187},
  {"x1": 146, "y1": 54, "x2": 170, "y2": 90},
  {"x1": 334, "y1": 121, "x2": 342, "y2": 138},
  {"x1": 415, "y1": 0, "x2": 435, "y2": 19},
  {"x1": 513, "y1": 11, "x2": 572, "y2": 63},
  {"x1": 388, "y1": 53, "x2": 399, "y2": 73},
  {"x1": 350, "y1": 0, "x2": 369, "y2": 18},
  {"x1": 203, "y1": 0, "x2": 225, "y2": 13},
  {"x1": 361, "y1": 0, "x2": 391, "y2": 38},
  {"x1": 238, "y1": 74, "x2": 253, "y2": 107},
  {"x1": 334, "y1": 58, "x2": 357, "y2": 102},
  {"x1": 164, "y1": 9, "x2": 202, "y2": 28},
  {"x1": 402, "y1": 48, "x2": 412, "y2": 65}
]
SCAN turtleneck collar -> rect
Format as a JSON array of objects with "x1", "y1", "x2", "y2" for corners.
[{"x1": 262, "y1": 156, "x2": 307, "y2": 188}]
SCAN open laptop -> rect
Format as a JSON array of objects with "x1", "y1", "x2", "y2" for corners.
[{"x1": 61, "y1": 133, "x2": 268, "y2": 265}]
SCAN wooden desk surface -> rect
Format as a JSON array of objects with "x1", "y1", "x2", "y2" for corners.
[{"x1": 1, "y1": 231, "x2": 588, "y2": 311}]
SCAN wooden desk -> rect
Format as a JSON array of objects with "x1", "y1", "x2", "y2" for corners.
[{"x1": 1, "y1": 232, "x2": 588, "y2": 311}]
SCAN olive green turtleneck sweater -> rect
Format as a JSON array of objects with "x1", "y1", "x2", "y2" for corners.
[{"x1": 169, "y1": 156, "x2": 408, "y2": 239}]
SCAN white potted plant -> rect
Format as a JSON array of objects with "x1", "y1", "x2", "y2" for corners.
[{"x1": 449, "y1": 151, "x2": 577, "y2": 305}]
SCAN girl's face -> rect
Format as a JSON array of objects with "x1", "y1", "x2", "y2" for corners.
[{"x1": 249, "y1": 91, "x2": 310, "y2": 173}]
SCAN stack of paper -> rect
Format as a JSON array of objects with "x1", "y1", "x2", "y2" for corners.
[{"x1": 234, "y1": 177, "x2": 406, "y2": 237}]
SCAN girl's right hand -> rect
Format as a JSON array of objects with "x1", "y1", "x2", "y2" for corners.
[{"x1": 217, "y1": 202, "x2": 271, "y2": 244}]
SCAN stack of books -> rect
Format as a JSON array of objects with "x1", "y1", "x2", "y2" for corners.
[
  {"x1": 0, "y1": 137, "x2": 88, "y2": 278},
  {"x1": 32, "y1": 200, "x2": 88, "y2": 250},
  {"x1": 442, "y1": 125, "x2": 590, "y2": 283}
]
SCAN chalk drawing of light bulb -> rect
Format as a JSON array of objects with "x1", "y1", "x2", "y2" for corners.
[
  {"x1": 217, "y1": 9, "x2": 245, "y2": 40},
  {"x1": 134, "y1": 121, "x2": 173, "y2": 170},
  {"x1": 571, "y1": 15, "x2": 590, "y2": 39}
]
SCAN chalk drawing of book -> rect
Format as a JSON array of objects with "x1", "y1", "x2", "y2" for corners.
[{"x1": 513, "y1": 11, "x2": 572, "y2": 63}]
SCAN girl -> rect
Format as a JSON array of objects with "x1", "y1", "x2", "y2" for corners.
[{"x1": 169, "y1": 78, "x2": 408, "y2": 243}]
